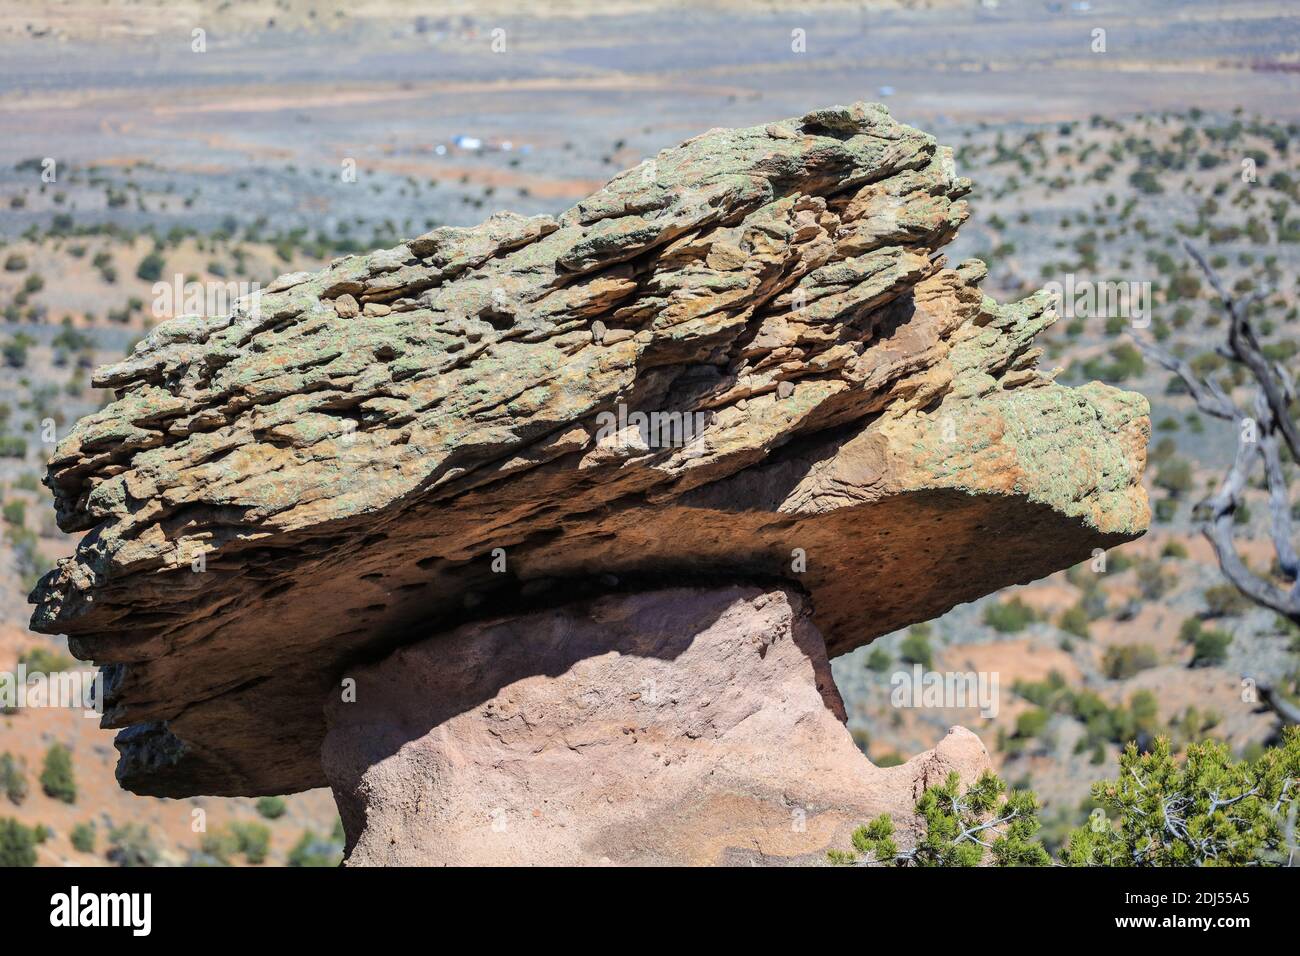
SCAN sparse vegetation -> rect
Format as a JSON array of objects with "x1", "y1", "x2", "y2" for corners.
[
  {"x1": 1102, "y1": 643, "x2": 1160, "y2": 679},
  {"x1": 70, "y1": 821, "x2": 96, "y2": 854},
  {"x1": 39, "y1": 743, "x2": 76, "y2": 804},
  {"x1": 983, "y1": 597, "x2": 1039, "y2": 634},
  {"x1": 255, "y1": 796, "x2": 287, "y2": 820},
  {"x1": 0, "y1": 817, "x2": 39, "y2": 867},
  {"x1": 835, "y1": 730, "x2": 1300, "y2": 866}
]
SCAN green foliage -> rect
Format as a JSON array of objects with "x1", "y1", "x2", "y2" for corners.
[
  {"x1": 1203, "y1": 583, "x2": 1254, "y2": 618},
  {"x1": 231, "y1": 821, "x2": 270, "y2": 864},
  {"x1": 1065, "y1": 730, "x2": 1300, "y2": 866},
  {"x1": 1081, "y1": 343, "x2": 1145, "y2": 383},
  {"x1": 1129, "y1": 168, "x2": 1163, "y2": 195},
  {"x1": 1005, "y1": 707, "x2": 1052, "y2": 754},
  {"x1": 70, "y1": 821, "x2": 96, "y2": 853},
  {"x1": 1058, "y1": 602, "x2": 1091, "y2": 639},
  {"x1": 983, "y1": 596, "x2": 1039, "y2": 633},
  {"x1": 1014, "y1": 674, "x2": 1160, "y2": 754},
  {"x1": 1, "y1": 499, "x2": 24, "y2": 527},
  {"x1": 0, "y1": 817, "x2": 38, "y2": 867},
  {"x1": 199, "y1": 826, "x2": 239, "y2": 863},
  {"x1": 849, "y1": 815, "x2": 898, "y2": 862},
  {"x1": 837, "y1": 733, "x2": 1300, "y2": 867},
  {"x1": 1155, "y1": 457, "x2": 1194, "y2": 496},
  {"x1": 1102, "y1": 643, "x2": 1159, "y2": 679},
  {"x1": 2, "y1": 333, "x2": 33, "y2": 369},
  {"x1": 0, "y1": 752, "x2": 27, "y2": 805},
  {"x1": 255, "y1": 796, "x2": 287, "y2": 820},
  {"x1": 830, "y1": 771, "x2": 1049, "y2": 867},
  {"x1": 1105, "y1": 549, "x2": 1134, "y2": 573},
  {"x1": 1161, "y1": 540, "x2": 1189, "y2": 559},
  {"x1": 1190, "y1": 626, "x2": 1233, "y2": 668},
  {"x1": 288, "y1": 827, "x2": 344, "y2": 867},
  {"x1": 135, "y1": 249, "x2": 166, "y2": 282},
  {"x1": 1135, "y1": 559, "x2": 1173, "y2": 599},
  {"x1": 39, "y1": 743, "x2": 76, "y2": 804},
  {"x1": 899, "y1": 629, "x2": 933, "y2": 669},
  {"x1": 18, "y1": 646, "x2": 72, "y2": 675},
  {"x1": 202, "y1": 820, "x2": 272, "y2": 865}
]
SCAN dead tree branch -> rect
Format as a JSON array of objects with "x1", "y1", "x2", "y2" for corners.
[{"x1": 1135, "y1": 240, "x2": 1300, "y2": 623}]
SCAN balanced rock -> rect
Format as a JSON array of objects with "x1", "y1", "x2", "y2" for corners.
[{"x1": 31, "y1": 103, "x2": 1147, "y2": 862}]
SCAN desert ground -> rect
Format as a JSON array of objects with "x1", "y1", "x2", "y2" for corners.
[{"x1": 1, "y1": 0, "x2": 1298, "y2": 864}]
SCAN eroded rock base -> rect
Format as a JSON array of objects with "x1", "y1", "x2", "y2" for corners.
[{"x1": 322, "y1": 585, "x2": 989, "y2": 866}]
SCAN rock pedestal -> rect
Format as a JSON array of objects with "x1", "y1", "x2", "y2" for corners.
[{"x1": 322, "y1": 585, "x2": 990, "y2": 865}]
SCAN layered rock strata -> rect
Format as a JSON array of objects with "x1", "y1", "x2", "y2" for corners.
[{"x1": 30, "y1": 103, "x2": 1147, "y2": 821}]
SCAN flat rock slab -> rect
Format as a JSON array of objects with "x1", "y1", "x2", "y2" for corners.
[
  {"x1": 30, "y1": 102, "x2": 1148, "y2": 797},
  {"x1": 323, "y1": 585, "x2": 992, "y2": 866}
]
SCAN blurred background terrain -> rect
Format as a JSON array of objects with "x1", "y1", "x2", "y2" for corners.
[{"x1": 1, "y1": 0, "x2": 1298, "y2": 864}]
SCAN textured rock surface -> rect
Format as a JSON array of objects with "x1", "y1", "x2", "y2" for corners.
[
  {"x1": 324, "y1": 586, "x2": 991, "y2": 865},
  {"x1": 30, "y1": 102, "x2": 1148, "y2": 797}
]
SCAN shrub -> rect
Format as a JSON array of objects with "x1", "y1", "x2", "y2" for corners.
[
  {"x1": 2, "y1": 499, "x2": 24, "y2": 527},
  {"x1": 1058, "y1": 602, "x2": 1091, "y2": 639},
  {"x1": 40, "y1": 743, "x2": 76, "y2": 803},
  {"x1": 835, "y1": 730, "x2": 1300, "y2": 867},
  {"x1": 1155, "y1": 457, "x2": 1194, "y2": 496},
  {"x1": 18, "y1": 646, "x2": 71, "y2": 675},
  {"x1": 1015, "y1": 708, "x2": 1051, "y2": 740},
  {"x1": 135, "y1": 250, "x2": 166, "y2": 282},
  {"x1": 1203, "y1": 583, "x2": 1254, "y2": 617},
  {"x1": 0, "y1": 752, "x2": 27, "y2": 805},
  {"x1": 898, "y1": 629, "x2": 932, "y2": 669},
  {"x1": 255, "y1": 796, "x2": 287, "y2": 820},
  {"x1": 0, "y1": 818, "x2": 38, "y2": 866},
  {"x1": 1161, "y1": 540, "x2": 1189, "y2": 559},
  {"x1": 230, "y1": 821, "x2": 271, "y2": 864},
  {"x1": 1102, "y1": 643, "x2": 1159, "y2": 679},
  {"x1": 829, "y1": 770, "x2": 1049, "y2": 866},
  {"x1": 983, "y1": 596, "x2": 1039, "y2": 633},
  {"x1": 1135, "y1": 559, "x2": 1173, "y2": 599},
  {"x1": 201, "y1": 820, "x2": 272, "y2": 865},
  {"x1": 1191, "y1": 626, "x2": 1233, "y2": 668},
  {"x1": 70, "y1": 822, "x2": 96, "y2": 853},
  {"x1": 2, "y1": 334, "x2": 32, "y2": 369},
  {"x1": 288, "y1": 828, "x2": 344, "y2": 867},
  {"x1": 1065, "y1": 730, "x2": 1300, "y2": 865},
  {"x1": 199, "y1": 826, "x2": 240, "y2": 864}
]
